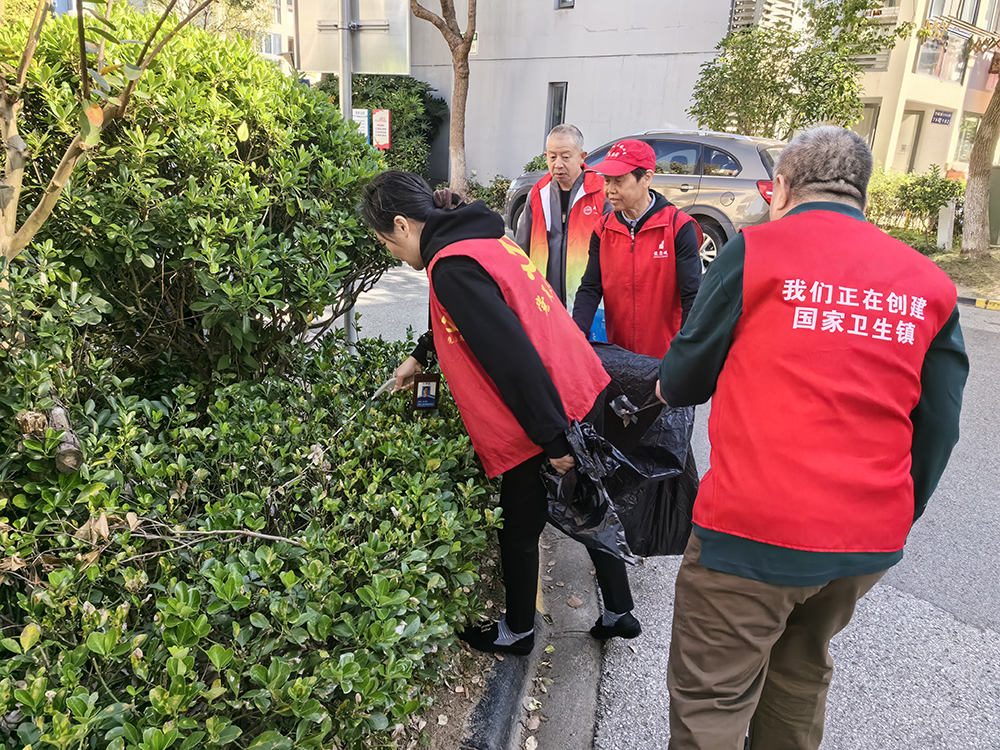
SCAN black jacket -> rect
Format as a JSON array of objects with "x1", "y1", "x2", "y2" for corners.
[{"x1": 411, "y1": 201, "x2": 572, "y2": 460}]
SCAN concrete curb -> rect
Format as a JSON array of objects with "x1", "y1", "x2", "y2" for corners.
[
  {"x1": 459, "y1": 615, "x2": 546, "y2": 750},
  {"x1": 458, "y1": 527, "x2": 606, "y2": 750},
  {"x1": 957, "y1": 295, "x2": 1000, "y2": 311},
  {"x1": 528, "y1": 528, "x2": 604, "y2": 750}
]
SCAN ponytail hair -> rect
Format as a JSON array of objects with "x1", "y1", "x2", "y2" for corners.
[{"x1": 359, "y1": 170, "x2": 464, "y2": 233}]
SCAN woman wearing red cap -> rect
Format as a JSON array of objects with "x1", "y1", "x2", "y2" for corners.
[{"x1": 572, "y1": 139, "x2": 703, "y2": 359}]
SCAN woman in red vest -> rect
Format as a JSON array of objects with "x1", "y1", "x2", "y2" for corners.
[
  {"x1": 360, "y1": 171, "x2": 640, "y2": 655},
  {"x1": 572, "y1": 139, "x2": 703, "y2": 358}
]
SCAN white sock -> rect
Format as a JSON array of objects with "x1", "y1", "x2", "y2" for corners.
[
  {"x1": 496, "y1": 617, "x2": 533, "y2": 646},
  {"x1": 602, "y1": 609, "x2": 628, "y2": 627}
]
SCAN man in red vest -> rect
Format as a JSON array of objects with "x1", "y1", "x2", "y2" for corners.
[
  {"x1": 572, "y1": 139, "x2": 703, "y2": 358},
  {"x1": 656, "y1": 127, "x2": 969, "y2": 749},
  {"x1": 360, "y1": 171, "x2": 641, "y2": 657},
  {"x1": 514, "y1": 124, "x2": 610, "y2": 313}
]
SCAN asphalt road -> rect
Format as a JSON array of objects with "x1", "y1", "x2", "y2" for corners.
[{"x1": 595, "y1": 304, "x2": 1000, "y2": 750}]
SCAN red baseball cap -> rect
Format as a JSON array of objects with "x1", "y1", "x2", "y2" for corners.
[{"x1": 590, "y1": 139, "x2": 655, "y2": 176}]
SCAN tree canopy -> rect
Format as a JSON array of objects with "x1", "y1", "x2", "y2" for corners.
[{"x1": 690, "y1": 0, "x2": 909, "y2": 140}]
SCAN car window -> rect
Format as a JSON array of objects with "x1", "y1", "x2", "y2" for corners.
[
  {"x1": 647, "y1": 140, "x2": 699, "y2": 176},
  {"x1": 703, "y1": 148, "x2": 741, "y2": 177},
  {"x1": 760, "y1": 145, "x2": 784, "y2": 174},
  {"x1": 584, "y1": 146, "x2": 611, "y2": 167}
]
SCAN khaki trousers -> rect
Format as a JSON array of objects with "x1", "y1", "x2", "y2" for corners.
[{"x1": 667, "y1": 534, "x2": 885, "y2": 750}]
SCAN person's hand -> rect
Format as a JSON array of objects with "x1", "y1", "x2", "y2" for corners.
[
  {"x1": 394, "y1": 357, "x2": 422, "y2": 390},
  {"x1": 549, "y1": 454, "x2": 575, "y2": 475},
  {"x1": 655, "y1": 380, "x2": 668, "y2": 405}
]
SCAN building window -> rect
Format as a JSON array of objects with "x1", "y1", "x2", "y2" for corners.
[
  {"x1": 287, "y1": 36, "x2": 295, "y2": 59},
  {"x1": 915, "y1": 30, "x2": 970, "y2": 83},
  {"x1": 263, "y1": 33, "x2": 281, "y2": 55},
  {"x1": 927, "y1": 0, "x2": 980, "y2": 23},
  {"x1": 556, "y1": 0, "x2": 574, "y2": 7},
  {"x1": 853, "y1": 103, "x2": 881, "y2": 147},
  {"x1": 272, "y1": 0, "x2": 281, "y2": 24},
  {"x1": 547, "y1": 83, "x2": 567, "y2": 136}
]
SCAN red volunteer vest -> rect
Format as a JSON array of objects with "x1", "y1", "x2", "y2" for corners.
[
  {"x1": 696, "y1": 210, "x2": 957, "y2": 553},
  {"x1": 528, "y1": 171, "x2": 606, "y2": 312},
  {"x1": 427, "y1": 235, "x2": 611, "y2": 478},
  {"x1": 597, "y1": 205, "x2": 697, "y2": 358}
]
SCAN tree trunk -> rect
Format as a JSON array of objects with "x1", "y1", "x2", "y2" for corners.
[
  {"x1": 449, "y1": 50, "x2": 470, "y2": 194},
  {"x1": 962, "y1": 84, "x2": 1000, "y2": 260}
]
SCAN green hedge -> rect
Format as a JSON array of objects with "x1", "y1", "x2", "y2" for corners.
[{"x1": 1, "y1": 245, "x2": 499, "y2": 750}]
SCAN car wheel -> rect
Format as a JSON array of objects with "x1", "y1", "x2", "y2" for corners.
[
  {"x1": 697, "y1": 221, "x2": 726, "y2": 273},
  {"x1": 511, "y1": 200, "x2": 526, "y2": 235}
]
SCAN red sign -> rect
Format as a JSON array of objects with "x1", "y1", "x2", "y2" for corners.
[{"x1": 372, "y1": 109, "x2": 391, "y2": 150}]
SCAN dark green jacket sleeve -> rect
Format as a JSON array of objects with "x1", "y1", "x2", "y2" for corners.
[
  {"x1": 910, "y1": 305, "x2": 968, "y2": 520},
  {"x1": 658, "y1": 235, "x2": 746, "y2": 406}
]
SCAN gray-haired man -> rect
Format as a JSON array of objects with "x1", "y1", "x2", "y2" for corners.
[
  {"x1": 657, "y1": 126, "x2": 968, "y2": 749},
  {"x1": 514, "y1": 124, "x2": 610, "y2": 312}
]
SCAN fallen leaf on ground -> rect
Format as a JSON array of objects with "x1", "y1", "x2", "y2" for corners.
[
  {"x1": 527, "y1": 716, "x2": 541, "y2": 731},
  {"x1": 541, "y1": 575, "x2": 553, "y2": 581},
  {"x1": 567, "y1": 595, "x2": 583, "y2": 608},
  {"x1": 629, "y1": 644, "x2": 638, "y2": 654},
  {"x1": 556, "y1": 581, "x2": 565, "y2": 587},
  {"x1": 525, "y1": 737, "x2": 538, "y2": 750},
  {"x1": 455, "y1": 686, "x2": 464, "y2": 694},
  {"x1": 437, "y1": 715, "x2": 448, "y2": 726},
  {"x1": 544, "y1": 644, "x2": 555, "y2": 653}
]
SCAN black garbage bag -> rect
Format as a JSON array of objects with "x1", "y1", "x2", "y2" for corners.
[
  {"x1": 594, "y1": 343, "x2": 698, "y2": 557},
  {"x1": 540, "y1": 420, "x2": 638, "y2": 565},
  {"x1": 613, "y1": 446, "x2": 698, "y2": 557}
]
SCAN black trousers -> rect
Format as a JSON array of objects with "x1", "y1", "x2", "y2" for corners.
[{"x1": 497, "y1": 396, "x2": 634, "y2": 633}]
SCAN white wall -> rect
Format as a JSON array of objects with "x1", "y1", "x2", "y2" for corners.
[{"x1": 409, "y1": 0, "x2": 730, "y2": 181}]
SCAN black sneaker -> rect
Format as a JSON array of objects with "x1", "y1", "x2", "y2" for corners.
[
  {"x1": 458, "y1": 621, "x2": 535, "y2": 656},
  {"x1": 590, "y1": 612, "x2": 642, "y2": 640}
]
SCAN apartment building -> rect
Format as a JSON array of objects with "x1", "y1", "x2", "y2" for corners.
[
  {"x1": 261, "y1": 0, "x2": 297, "y2": 74},
  {"x1": 854, "y1": 0, "x2": 1000, "y2": 175},
  {"x1": 407, "y1": 0, "x2": 731, "y2": 182}
]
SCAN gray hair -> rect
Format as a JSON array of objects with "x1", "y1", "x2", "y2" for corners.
[
  {"x1": 547, "y1": 124, "x2": 585, "y2": 151},
  {"x1": 775, "y1": 126, "x2": 873, "y2": 209}
]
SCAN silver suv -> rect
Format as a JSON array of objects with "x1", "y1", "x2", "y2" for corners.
[{"x1": 505, "y1": 129, "x2": 785, "y2": 267}]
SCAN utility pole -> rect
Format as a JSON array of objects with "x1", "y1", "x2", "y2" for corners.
[{"x1": 339, "y1": 0, "x2": 359, "y2": 349}]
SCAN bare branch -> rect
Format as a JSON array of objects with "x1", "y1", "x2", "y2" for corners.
[
  {"x1": 14, "y1": 0, "x2": 51, "y2": 89},
  {"x1": 77, "y1": 0, "x2": 91, "y2": 103},
  {"x1": 96, "y1": 0, "x2": 116, "y2": 72},
  {"x1": 117, "y1": 0, "x2": 214, "y2": 118},
  {"x1": 410, "y1": 0, "x2": 460, "y2": 47},
  {"x1": 7, "y1": 134, "x2": 87, "y2": 260},
  {"x1": 465, "y1": 0, "x2": 477, "y2": 45},
  {"x1": 439, "y1": 0, "x2": 461, "y2": 38},
  {"x1": 135, "y1": 0, "x2": 180, "y2": 67}
]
